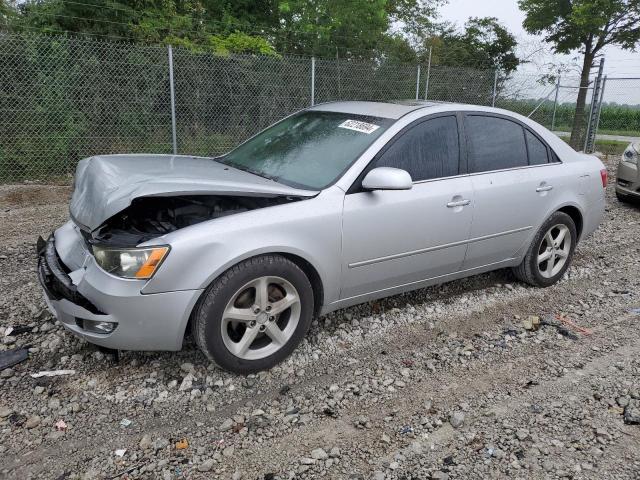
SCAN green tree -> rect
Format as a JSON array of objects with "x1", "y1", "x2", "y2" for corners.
[
  {"x1": 439, "y1": 17, "x2": 520, "y2": 73},
  {"x1": 274, "y1": 0, "x2": 442, "y2": 59},
  {"x1": 519, "y1": 0, "x2": 640, "y2": 149},
  {"x1": 10, "y1": 0, "x2": 442, "y2": 58},
  {"x1": 276, "y1": 0, "x2": 390, "y2": 58},
  {"x1": 13, "y1": 0, "x2": 278, "y2": 54},
  {"x1": 1, "y1": 0, "x2": 15, "y2": 31}
]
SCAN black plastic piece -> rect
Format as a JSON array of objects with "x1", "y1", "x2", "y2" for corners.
[
  {"x1": 0, "y1": 348, "x2": 29, "y2": 371},
  {"x1": 36, "y1": 235, "x2": 103, "y2": 314}
]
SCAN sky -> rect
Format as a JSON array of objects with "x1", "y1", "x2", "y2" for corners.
[{"x1": 439, "y1": 0, "x2": 640, "y2": 104}]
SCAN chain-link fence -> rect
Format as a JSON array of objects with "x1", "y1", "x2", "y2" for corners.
[
  {"x1": 495, "y1": 71, "x2": 600, "y2": 151},
  {"x1": 0, "y1": 33, "x2": 634, "y2": 183},
  {"x1": 593, "y1": 77, "x2": 640, "y2": 154},
  {"x1": 0, "y1": 34, "x2": 173, "y2": 181}
]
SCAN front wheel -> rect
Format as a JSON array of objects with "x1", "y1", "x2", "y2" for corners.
[
  {"x1": 192, "y1": 255, "x2": 314, "y2": 374},
  {"x1": 512, "y1": 212, "x2": 577, "y2": 287}
]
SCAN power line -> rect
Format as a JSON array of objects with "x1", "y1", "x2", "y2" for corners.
[
  {"x1": 5, "y1": 2, "x2": 502, "y2": 68},
  {"x1": 20, "y1": 1, "x2": 393, "y2": 44},
  {"x1": 8, "y1": 12, "x2": 395, "y2": 59}
]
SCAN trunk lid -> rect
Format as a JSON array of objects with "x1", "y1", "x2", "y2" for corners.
[{"x1": 69, "y1": 154, "x2": 317, "y2": 231}]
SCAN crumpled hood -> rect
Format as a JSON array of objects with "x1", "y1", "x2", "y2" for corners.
[{"x1": 70, "y1": 154, "x2": 317, "y2": 231}]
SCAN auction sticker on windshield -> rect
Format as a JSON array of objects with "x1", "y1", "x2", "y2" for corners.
[{"x1": 338, "y1": 119, "x2": 380, "y2": 134}]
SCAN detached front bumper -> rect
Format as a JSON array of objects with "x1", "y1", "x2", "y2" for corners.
[
  {"x1": 616, "y1": 159, "x2": 640, "y2": 198},
  {"x1": 37, "y1": 225, "x2": 202, "y2": 351}
]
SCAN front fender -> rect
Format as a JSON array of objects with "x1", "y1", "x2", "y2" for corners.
[{"x1": 141, "y1": 188, "x2": 344, "y2": 307}]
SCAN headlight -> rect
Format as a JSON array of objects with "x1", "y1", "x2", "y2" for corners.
[
  {"x1": 623, "y1": 143, "x2": 638, "y2": 165},
  {"x1": 92, "y1": 245, "x2": 169, "y2": 279}
]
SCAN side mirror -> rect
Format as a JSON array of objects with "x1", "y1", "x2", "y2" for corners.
[{"x1": 361, "y1": 167, "x2": 413, "y2": 191}]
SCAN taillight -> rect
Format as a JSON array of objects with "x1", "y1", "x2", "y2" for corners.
[{"x1": 600, "y1": 169, "x2": 608, "y2": 188}]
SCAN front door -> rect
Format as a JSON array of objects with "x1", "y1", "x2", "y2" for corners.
[{"x1": 340, "y1": 114, "x2": 474, "y2": 300}]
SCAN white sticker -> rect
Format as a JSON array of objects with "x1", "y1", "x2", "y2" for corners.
[{"x1": 338, "y1": 119, "x2": 380, "y2": 134}]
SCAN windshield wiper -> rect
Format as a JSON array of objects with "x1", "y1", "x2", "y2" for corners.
[{"x1": 224, "y1": 161, "x2": 280, "y2": 183}]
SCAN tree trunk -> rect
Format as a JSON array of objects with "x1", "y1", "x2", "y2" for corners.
[{"x1": 569, "y1": 51, "x2": 594, "y2": 150}]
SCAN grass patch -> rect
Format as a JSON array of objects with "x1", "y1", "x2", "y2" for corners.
[
  {"x1": 561, "y1": 137, "x2": 628, "y2": 155},
  {"x1": 554, "y1": 126, "x2": 639, "y2": 137}
]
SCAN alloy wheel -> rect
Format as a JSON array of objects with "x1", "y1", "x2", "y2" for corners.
[
  {"x1": 537, "y1": 224, "x2": 572, "y2": 279},
  {"x1": 221, "y1": 276, "x2": 301, "y2": 360}
]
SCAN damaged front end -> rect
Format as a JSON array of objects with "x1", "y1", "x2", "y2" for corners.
[{"x1": 90, "y1": 194, "x2": 301, "y2": 247}]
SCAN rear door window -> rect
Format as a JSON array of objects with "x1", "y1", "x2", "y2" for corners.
[
  {"x1": 374, "y1": 116, "x2": 460, "y2": 181},
  {"x1": 465, "y1": 115, "x2": 528, "y2": 173},
  {"x1": 525, "y1": 130, "x2": 549, "y2": 165}
]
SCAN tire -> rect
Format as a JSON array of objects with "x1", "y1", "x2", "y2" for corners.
[
  {"x1": 512, "y1": 212, "x2": 577, "y2": 288},
  {"x1": 616, "y1": 191, "x2": 635, "y2": 204},
  {"x1": 192, "y1": 255, "x2": 314, "y2": 374}
]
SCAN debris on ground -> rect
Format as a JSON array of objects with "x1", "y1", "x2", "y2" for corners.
[
  {"x1": 0, "y1": 348, "x2": 28, "y2": 371},
  {"x1": 522, "y1": 315, "x2": 541, "y2": 331},
  {"x1": 554, "y1": 314, "x2": 593, "y2": 335},
  {"x1": 175, "y1": 438, "x2": 189, "y2": 450},
  {"x1": 30, "y1": 369, "x2": 76, "y2": 378},
  {"x1": 4, "y1": 326, "x2": 33, "y2": 336},
  {"x1": 54, "y1": 419, "x2": 68, "y2": 431},
  {"x1": 540, "y1": 315, "x2": 582, "y2": 339}
]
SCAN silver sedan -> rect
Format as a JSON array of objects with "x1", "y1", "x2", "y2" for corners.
[
  {"x1": 38, "y1": 101, "x2": 607, "y2": 373},
  {"x1": 616, "y1": 141, "x2": 639, "y2": 203}
]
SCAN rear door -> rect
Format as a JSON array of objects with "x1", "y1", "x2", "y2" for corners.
[
  {"x1": 340, "y1": 114, "x2": 474, "y2": 300},
  {"x1": 462, "y1": 114, "x2": 558, "y2": 270}
]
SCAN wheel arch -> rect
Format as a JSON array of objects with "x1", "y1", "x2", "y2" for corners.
[
  {"x1": 278, "y1": 252, "x2": 324, "y2": 317},
  {"x1": 183, "y1": 251, "x2": 326, "y2": 346},
  {"x1": 556, "y1": 205, "x2": 584, "y2": 241}
]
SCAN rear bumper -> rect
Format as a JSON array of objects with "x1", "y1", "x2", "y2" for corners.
[
  {"x1": 37, "y1": 229, "x2": 202, "y2": 351},
  {"x1": 616, "y1": 160, "x2": 640, "y2": 198}
]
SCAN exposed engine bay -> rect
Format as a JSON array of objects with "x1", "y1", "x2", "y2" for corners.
[{"x1": 90, "y1": 195, "x2": 300, "y2": 246}]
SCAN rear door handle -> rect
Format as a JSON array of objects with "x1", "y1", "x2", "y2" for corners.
[
  {"x1": 536, "y1": 185, "x2": 553, "y2": 192},
  {"x1": 447, "y1": 199, "x2": 471, "y2": 208}
]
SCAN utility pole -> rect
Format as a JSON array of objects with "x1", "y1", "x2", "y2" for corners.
[
  {"x1": 584, "y1": 58, "x2": 605, "y2": 153},
  {"x1": 551, "y1": 74, "x2": 561, "y2": 132}
]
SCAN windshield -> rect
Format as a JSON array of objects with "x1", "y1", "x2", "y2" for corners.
[{"x1": 219, "y1": 111, "x2": 393, "y2": 190}]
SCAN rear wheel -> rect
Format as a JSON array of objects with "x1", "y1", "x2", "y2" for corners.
[
  {"x1": 192, "y1": 255, "x2": 314, "y2": 373},
  {"x1": 512, "y1": 212, "x2": 577, "y2": 287}
]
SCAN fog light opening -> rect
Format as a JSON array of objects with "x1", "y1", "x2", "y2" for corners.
[{"x1": 76, "y1": 318, "x2": 117, "y2": 334}]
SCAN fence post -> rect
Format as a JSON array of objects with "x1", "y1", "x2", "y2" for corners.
[
  {"x1": 584, "y1": 58, "x2": 605, "y2": 153},
  {"x1": 551, "y1": 74, "x2": 561, "y2": 131},
  {"x1": 424, "y1": 46, "x2": 432, "y2": 100},
  {"x1": 491, "y1": 69, "x2": 499, "y2": 107},
  {"x1": 415, "y1": 65, "x2": 421, "y2": 100},
  {"x1": 167, "y1": 45, "x2": 178, "y2": 155},
  {"x1": 593, "y1": 75, "x2": 607, "y2": 143},
  {"x1": 310, "y1": 57, "x2": 316, "y2": 106}
]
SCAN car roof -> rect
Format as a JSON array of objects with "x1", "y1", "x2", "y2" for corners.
[{"x1": 309, "y1": 100, "x2": 448, "y2": 119}]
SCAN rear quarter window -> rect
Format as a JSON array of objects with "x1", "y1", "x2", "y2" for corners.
[
  {"x1": 526, "y1": 130, "x2": 549, "y2": 165},
  {"x1": 466, "y1": 115, "x2": 528, "y2": 173}
]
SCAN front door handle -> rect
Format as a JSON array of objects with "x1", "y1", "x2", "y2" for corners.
[
  {"x1": 447, "y1": 199, "x2": 471, "y2": 208},
  {"x1": 536, "y1": 185, "x2": 553, "y2": 192}
]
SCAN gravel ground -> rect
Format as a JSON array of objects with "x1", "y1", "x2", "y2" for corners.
[{"x1": 1, "y1": 156, "x2": 639, "y2": 480}]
